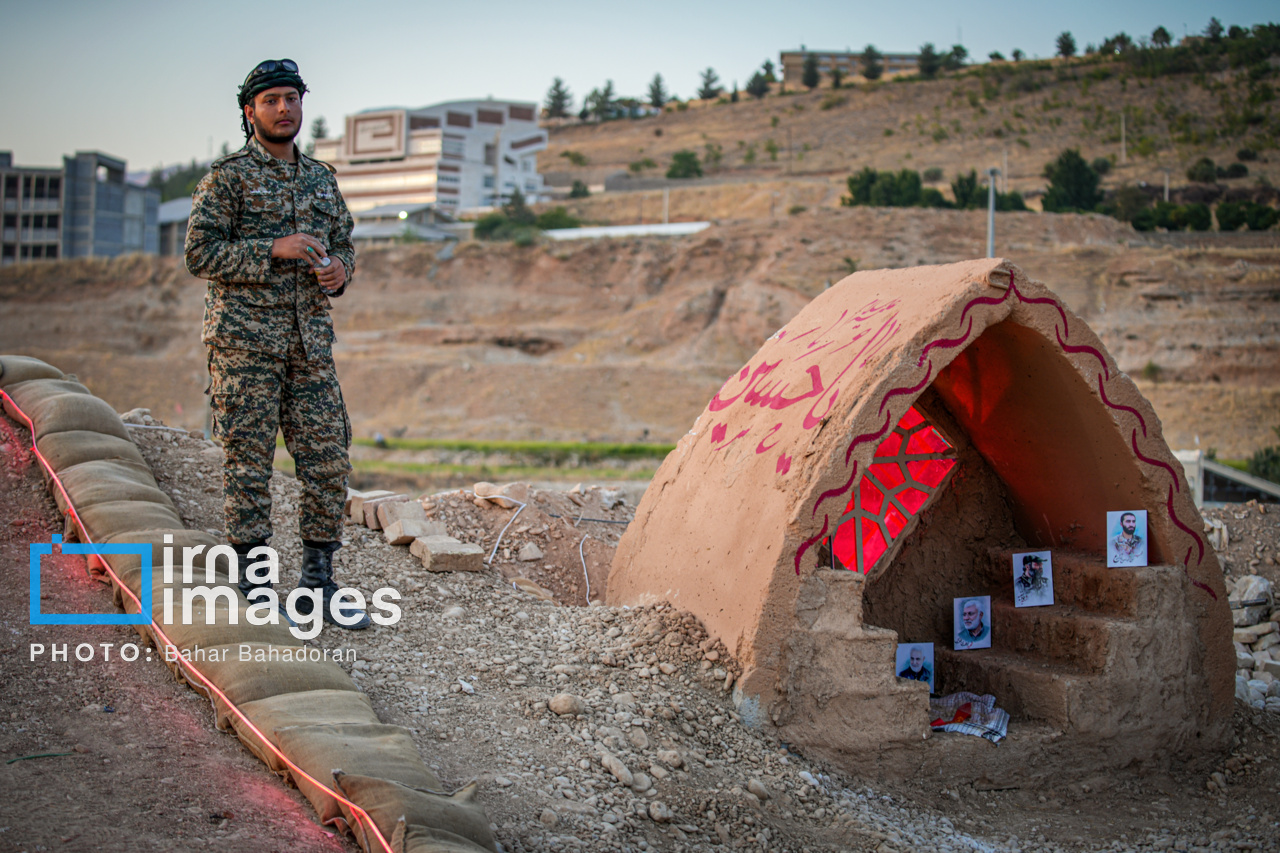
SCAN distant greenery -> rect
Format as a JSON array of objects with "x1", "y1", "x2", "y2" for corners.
[
  {"x1": 841, "y1": 166, "x2": 1023, "y2": 210},
  {"x1": 917, "y1": 43, "x2": 942, "y2": 79},
  {"x1": 350, "y1": 436, "x2": 674, "y2": 464},
  {"x1": 666, "y1": 150, "x2": 703, "y2": 179},
  {"x1": 647, "y1": 74, "x2": 668, "y2": 109},
  {"x1": 802, "y1": 54, "x2": 820, "y2": 89},
  {"x1": 560, "y1": 150, "x2": 588, "y2": 167},
  {"x1": 544, "y1": 77, "x2": 572, "y2": 118},
  {"x1": 861, "y1": 45, "x2": 884, "y2": 81},
  {"x1": 147, "y1": 159, "x2": 209, "y2": 201},
  {"x1": 569, "y1": 180, "x2": 590, "y2": 199},
  {"x1": 1131, "y1": 201, "x2": 1212, "y2": 232},
  {"x1": 1041, "y1": 149, "x2": 1103, "y2": 213},
  {"x1": 1247, "y1": 427, "x2": 1280, "y2": 484},
  {"x1": 1216, "y1": 200, "x2": 1279, "y2": 231},
  {"x1": 474, "y1": 190, "x2": 578, "y2": 243},
  {"x1": 697, "y1": 67, "x2": 722, "y2": 101}
]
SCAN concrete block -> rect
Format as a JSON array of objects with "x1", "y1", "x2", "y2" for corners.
[
  {"x1": 1234, "y1": 623, "x2": 1276, "y2": 645},
  {"x1": 1254, "y1": 631, "x2": 1280, "y2": 653},
  {"x1": 348, "y1": 489, "x2": 394, "y2": 520},
  {"x1": 412, "y1": 535, "x2": 484, "y2": 573},
  {"x1": 363, "y1": 495, "x2": 408, "y2": 530},
  {"x1": 1264, "y1": 659, "x2": 1280, "y2": 678},
  {"x1": 378, "y1": 499, "x2": 428, "y2": 530},
  {"x1": 384, "y1": 518, "x2": 448, "y2": 546}
]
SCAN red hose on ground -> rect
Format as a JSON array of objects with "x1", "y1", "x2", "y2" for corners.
[{"x1": 2, "y1": 389, "x2": 394, "y2": 853}]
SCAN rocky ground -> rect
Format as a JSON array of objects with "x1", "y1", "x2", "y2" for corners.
[{"x1": 6, "y1": 411, "x2": 1278, "y2": 852}]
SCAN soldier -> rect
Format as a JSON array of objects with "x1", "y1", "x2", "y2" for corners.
[{"x1": 185, "y1": 58, "x2": 369, "y2": 630}]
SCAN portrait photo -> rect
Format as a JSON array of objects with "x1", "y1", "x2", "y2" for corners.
[
  {"x1": 1106, "y1": 510, "x2": 1148, "y2": 567},
  {"x1": 895, "y1": 643, "x2": 935, "y2": 692},
  {"x1": 1012, "y1": 550, "x2": 1054, "y2": 607},
  {"x1": 953, "y1": 596, "x2": 992, "y2": 650}
]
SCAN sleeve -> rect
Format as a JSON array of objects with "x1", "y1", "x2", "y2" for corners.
[
  {"x1": 325, "y1": 179, "x2": 357, "y2": 298},
  {"x1": 184, "y1": 168, "x2": 276, "y2": 283}
]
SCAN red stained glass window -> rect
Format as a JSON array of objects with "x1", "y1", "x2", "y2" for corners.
[{"x1": 827, "y1": 405, "x2": 958, "y2": 573}]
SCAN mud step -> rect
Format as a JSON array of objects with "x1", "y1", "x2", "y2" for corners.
[
  {"x1": 988, "y1": 600, "x2": 1140, "y2": 672},
  {"x1": 984, "y1": 549, "x2": 1169, "y2": 618},
  {"x1": 934, "y1": 647, "x2": 1093, "y2": 727}
]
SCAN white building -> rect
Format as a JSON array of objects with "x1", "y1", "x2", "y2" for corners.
[{"x1": 314, "y1": 99, "x2": 547, "y2": 214}]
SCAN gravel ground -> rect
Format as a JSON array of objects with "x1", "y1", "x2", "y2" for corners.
[{"x1": 16, "y1": 414, "x2": 1280, "y2": 853}]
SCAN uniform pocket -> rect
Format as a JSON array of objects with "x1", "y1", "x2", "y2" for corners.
[{"x1": 210, "y1": 393, "x2": 246, "y2": 442}]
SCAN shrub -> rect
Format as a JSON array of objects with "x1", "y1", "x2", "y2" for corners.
[
  {"x1": 1042, "y1": 149, "x2": 1103, "y2": 212},
  {"x1": 1131, "y1": 208, "x2": 1157, "y2": 231},
  {"x1": 1245, "y1": 203, "x2": 1279, "y2": 231},
  {"x1": 1247, "y1": 427, "x2": 1280, "y2": 485},
  {"x1": 1237, "y1": 147, "x2": 1258, "y2": 161},
  {"x1": 666, "y1": 150, "x2": 703, "y2": 179},
  {"x1": 1216, "y1": 200, "x2": 1248, "y2": 231},
  {"x1": 1219, "y1": 162, "x2": 1249, "y2": 179},
  {"x1": 788, "y1": 205, "x2": 807, "y2": 215},
  {"x1": 1182, "y1": 202, "x2": 1212, "y2": 231},
  {"x1": 569, "y1": 180, "x2": 590, "y2": 199},
  {"x1": 820, "y1": 93, "x2": 847, "y2": 110},
  {"x1": 1091, "y1": 157, "x2": 1112, "y2": 175},
  {"x1": 535, "y1": 208, "x2": 580, "y2": 230},
  {"x1": 1113, "y1": 184, "x2": 1151, "y2": 222},
  {"x1": 1186, "y1": 157, "x2": 1217, "y2": 182},
  {"x1": 628, "y1": 157, "x2": 658, "y2": 173},
  {"x1": 923, "y1": 167, "x2": 944, "y2": 182},
  {"x1": 474, "y1": 212, "x2": 510, "y2": 239}
]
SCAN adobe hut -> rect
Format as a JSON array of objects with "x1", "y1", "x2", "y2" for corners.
[{"x1": 609, "y1": 258, "x2": 1233, "y2": 778}]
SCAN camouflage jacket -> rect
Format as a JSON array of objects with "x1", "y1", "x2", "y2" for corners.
[{"x1": 185, "y1": 136, "x2": 356, "y2": 361}]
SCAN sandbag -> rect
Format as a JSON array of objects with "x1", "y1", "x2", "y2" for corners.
[
  {"x1": 4, "y1": 378, "x2": 93, "y2": 412},
  {"x1": 77, "y1": 499, "x2": 185, "y2": 544},
  {"x1": 31, "y1": 394, "x2": 131, "y2": 442},
  {"x1": 392, "y1": 821, "x2": 493, "y2": 853},
  {"x1": 178, "y1": 642, "x2": 359, "y2": 727},
  {"x1": 101, "y1": 529, "x2": 226, "y2": 600},
  {"x1": 333, "y1": 773, "x2": 497, "y2": 853},
  {"x1": 0, "y1": 355, "x2": 63, "y2": 388},
  {"x1": 275, "y1": 724, "x2": 442, "y2": 827},
  {"x1": 55, "y1": 459, "x2": 173, "y2": 515},
  {"x1": 232, "y1": 690, "x2": 379, "y2": 773},
  {"x1": 149, "y1": 587, "x2": 301, "y2": 655},
  {"x1": 36, "y1": 430, "x2": 147, "y2": 471}
]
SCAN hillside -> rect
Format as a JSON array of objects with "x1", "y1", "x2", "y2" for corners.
[
  {"x1": 538, "y1": 51, "x2": 1279, "y2": 219},
  {"x1": 1, "y1": 209, "x2": 1276, "y2": 462}
]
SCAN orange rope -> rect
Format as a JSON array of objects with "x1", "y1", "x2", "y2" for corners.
[{"x1": 2, "y1": 389, "x2": 394, "y2": 853}]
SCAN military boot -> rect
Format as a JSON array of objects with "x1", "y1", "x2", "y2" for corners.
[
  {"x1": 295, "y1": 540, "x2": 371, "y2": 630},
  {"x1": 233, "y1": 539, "x2": 295, "y2": 626}
]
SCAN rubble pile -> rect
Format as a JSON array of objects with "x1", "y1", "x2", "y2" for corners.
[{"x1": 1229, "y1": 573, "x2": 1280, "y2": 713}]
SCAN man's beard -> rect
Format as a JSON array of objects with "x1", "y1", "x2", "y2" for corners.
[{"x1": 254, "y1": 115, "x2": 298, "y2": 145}]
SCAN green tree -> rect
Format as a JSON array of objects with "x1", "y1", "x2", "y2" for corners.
[
  {"x1": 1245, "y1": 203, "x2": 1279, "y2": 231},
  {"x1": 951, "y1": 170, "x2": 982, "y2": 208},
  {"x1": 989, "y1": 50, "x2": 1006, "y2": 61},
  {"x1": 1056, "y1": 31, "x2": 1077, "y2": 58},
  {"x1": 697, "y1": 67, "x2": 722, "y2": 100},
  {"x1": 569, "y1": 180, "x2": 590, "y2": 198},
  {"x1": 1216, "y1": 200, "x2": 1247, "y2": 231},
  {"x1": 1205, "y1": 17, "x2": 1224, "y2": 42},
  {"x1": 802, "y1": 54, "x2": 820, "y2": 89},
  {"x1": 1247, "y1": 427, "x2": 1280, "y2": 484},
  {"x1": 762, "y1": 60, "x2": 777, "y2": 83},
  {"x1": 1011, "y1": 48, "x2": 1025, "y2": 62},
  {"x1": 1151, "y1": 26, "x2": 1172, "y2": 48},
  {"x1": 1042, "y1": 149, "x2": 1103, "y2": 212},
  {"x1": 860, "y1": 45, "x2": 884, "y2": 80},
  {"x1": 647, "y1": 74, "x2": 668, "y2": 109},
  {"x1": 667, "y1": 150, "x2": 703, "y2": 179},
  {"x1": 1101, "y1": 33, "x2": 1133, "y2": 54},
  {"x1": 830, "y1": 66, "x2": 844, "y2": 88},
  {"x1": 545, "y1": 77, "x2": 572, "y2": 118},
  {"x1": 535, "y1": 207, "x2": 581, "y2": 230},
  {"x1": 944, "y1": 44, "x2": 969, "y2": 71},
  {"x1": 502, "y1": 188, "x2": 536, "y2": 225},
  {"x1": 746, "y1": 71, "x2": 770, "y2": 99},
  {"x1": 917, "y1": 43, "x2": 941, "y2": 79},
  {"x1": 1186, "y1": 157, "x2": 1217, "y2": 182},
  {"x1": 586, "y1": 80, "x2": 616, "y2": 120}
]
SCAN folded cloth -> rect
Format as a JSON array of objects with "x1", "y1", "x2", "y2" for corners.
[{"x1": 929, "y1": 692, "x2": 1009, "y2": 744}]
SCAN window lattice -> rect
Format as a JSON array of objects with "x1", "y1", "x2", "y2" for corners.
[{"x1": 831, "y1": 406, "x2": 958, "y2": 573}]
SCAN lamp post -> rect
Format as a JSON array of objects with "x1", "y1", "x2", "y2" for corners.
[{"x1": 986, "y1": 167, "x2": 999, "y2": 258}]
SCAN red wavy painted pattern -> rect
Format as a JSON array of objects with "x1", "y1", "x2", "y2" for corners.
[
  {"x1": 917, "y1": 316, "x2": 974, "y2": 368},
  {"x1": 844, "y1": 410, "x2": 893, "y2": 467},
  {"x1": 794, "y1": 514, "x2": 830, "y2": 575},
  {"x1": 1054, "y1": 326, "x2": 1112, "y2": 381},
  {"x1": 1098, "y1": 376, "x2": 1149, "y2": 438},
  {"x1": 1132, "y1": 430, "x2": 1181, "y2": 493},
  {"x1": 814, "y1": 462, "x2": 859, "y2": 518},
  {"x1": 878, "y1": 363, "x2": 933, "y2": 416},
  {"x1": 1167, "y1": 484, "x2": 1206, "y2": 568}
]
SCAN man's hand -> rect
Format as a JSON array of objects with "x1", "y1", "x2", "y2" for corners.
[
  {"x1": 271, "y1": 233, "x2": 328, "y2": 261},
  {"x1": 316, "y1": 255, "x2": 346, "y2": 292}
]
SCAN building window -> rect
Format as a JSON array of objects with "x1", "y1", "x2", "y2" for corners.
[
  {"x1": 46, "y1": 214, "x2": 58, "y2": 229},
  {"x1": 482, "y1": 175, "x2": 495, "y2": 189},
  {"x1": 2, "y1": 244, "x2": 14, "y2": 258},
  {"x1": 442, "y1": 139, "x2": 465, "y2": 158},
  {"x1": 45, "y1": 244, "x2": 57, "y2": 259},
  {"x1": 521, "y1": 159, "x2": 531, "y2": 172},
  {"x1": 525, "y1": 181, "x2": 537, "y2": 194}
]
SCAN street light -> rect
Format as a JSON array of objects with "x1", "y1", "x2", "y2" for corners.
[{"x1": 986, "y1": 167, "x2": 999, "y2": 258}]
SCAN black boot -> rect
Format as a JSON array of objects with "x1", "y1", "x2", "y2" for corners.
[
  {"x1": 233, "y1": 540, "x2": 295, "y2": 626},
  {"x1": 295, "y1": 540, "x2": 371, "y2": 630}
]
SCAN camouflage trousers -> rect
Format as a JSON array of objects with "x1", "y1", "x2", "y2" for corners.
[{"x1": 206, "y1": 338, "x2": 351, "y2": 544}]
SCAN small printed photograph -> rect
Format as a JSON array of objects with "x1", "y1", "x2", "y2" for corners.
[
  {"x1": 1012, "y1": 550, "x2": 1054, "y2": 607},
  {"x1": 1107, "y1": 510, "x2": 1149, "y2": 567},
  {"x1": 953, "y1": 596, "x2": 992, "y2": 650},
  {"x1": 895, "y1": 643, "x2": 935, "y2": 692}
]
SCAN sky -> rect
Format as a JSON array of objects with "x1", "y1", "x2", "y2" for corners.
[{"x1": 1, "y1": 0, "x2": 1273, "y2": 174}]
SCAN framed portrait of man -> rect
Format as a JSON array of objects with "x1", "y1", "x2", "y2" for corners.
[
  {"x1": 953, "y1": 596, "x2": 992, "y2": 650},
  {"x1": 1106, "y1": 510, "x2": 1148, "y2": 567},
  {"x1": 1012, "y1": 550, "x2": 1054, "y2": 607},
  {"x1": 895, "y1": 643, "x2": 935, "y2": 692}
]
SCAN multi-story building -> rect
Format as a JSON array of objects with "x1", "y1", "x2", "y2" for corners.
[
  {"x1": 1, "y1": 152, "x2": 63, "y2": 265},
  {"x1": 780, "y1": 49, "x2": 920, "y2": 85},
  {"x1": 314, "y1": 99, "x2": 547, "y2": 214},
  {"x1": 61, "y1": 151, "x2": 159, "y2": 259}
]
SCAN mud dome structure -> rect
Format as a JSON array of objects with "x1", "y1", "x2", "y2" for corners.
[{"x1": 609, "y1": 258, "x2": 1234, "y2": 774}]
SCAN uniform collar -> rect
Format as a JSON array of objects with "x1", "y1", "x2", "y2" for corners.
[{"x1": 247, "y1": 135, "x2": 302, "y2": 166}]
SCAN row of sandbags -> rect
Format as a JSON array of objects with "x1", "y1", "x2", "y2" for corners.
[{"x1": 0, "y1": 355, "x2": 494, "y2": 853}]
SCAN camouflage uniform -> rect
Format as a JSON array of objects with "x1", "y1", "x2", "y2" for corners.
[{"x1": 185, "y1": 136, "x2": 355, "y2": 544}]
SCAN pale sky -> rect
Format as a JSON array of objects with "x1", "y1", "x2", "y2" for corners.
[{"x1": 1, "y1": 0, "x2": 1272, "y2": 173}]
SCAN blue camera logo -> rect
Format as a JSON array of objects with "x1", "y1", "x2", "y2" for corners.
[{"x1": 29, "y1": 535, "x2": 152, "y2": 625}]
